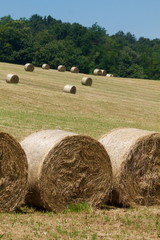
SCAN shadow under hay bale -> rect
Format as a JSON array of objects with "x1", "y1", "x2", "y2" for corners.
[
  {"x1": 42, "y1": 64, "x2": 50, "y2": 70},
  {"x1": 81, "y1": 77, "x2": 92, "y2": 86},
  {"x1": 57, "y1": 65, "x2": 66, "y2": 72},
  {"x1": 99, "y1": 128, "x2": 160, "y2": 207},
  {"x1": 24, "y1": 63, "x2": 34, "y2": 72},
  {"x1": 6, "y1": 74, "x2": 19, "y2": 84},
  {"x1": 0, "y1": 132, "x2": 28, "y2": 212},
  {"x1": 70, "y1": 67, "x2": 79, "y2": 73},
  {"x1": 21, "y1": 129, "x2": 112, "y2": 212},
  {"x1": 93, "y1": 69, "x2": 102, "y2": 75},
  {"x1": 63, "y1": 84, "x2": 76, "y2": 94}
]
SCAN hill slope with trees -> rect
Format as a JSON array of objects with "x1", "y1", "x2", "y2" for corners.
[{"x1": 0, "y1": 14, "x2": 160, "y2": 80}]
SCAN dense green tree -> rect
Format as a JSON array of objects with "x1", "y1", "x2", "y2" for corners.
[{"x1": 0, "y1": 14, "x2": 160, "y2": 80}]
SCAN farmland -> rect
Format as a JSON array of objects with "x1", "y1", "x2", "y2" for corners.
[{"x1": 0, "y1": 62, "x2": 160, "y2": 239}]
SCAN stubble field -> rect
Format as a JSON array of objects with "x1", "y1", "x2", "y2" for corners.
[{"x1": 0, "y1": 62, "x2": 160, "y2": 239}]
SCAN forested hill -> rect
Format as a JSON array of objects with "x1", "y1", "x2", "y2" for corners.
[{"x1": 0, "y1": 14, "x2": 160, "y2": 80}]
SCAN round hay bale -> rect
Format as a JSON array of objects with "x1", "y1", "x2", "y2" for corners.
[
  {"x1": 70, "y1": 67, "x2": 79, "y2": 73},
  {"x1": 81, "y1": 77, "x2": 92, "y2": 86},
  {"x1": 42, "y1": 64, "x2": 50, "y2": 70},
  {"x1": 24, "y1": 63, "x2": 34, "y2": 72},
  {"x1": 99, "y1": 128, "x2": 160, "y2": 207},
  {"x1": 93, "y1": 69, "x2": 102, "y2": 75},
  {"x1": 101, "y1": 70, "x2": 107, "y2": 76},
  {"x1": 20, "y1": 129, "x2": 112, "y2": 212},
  {"x1": 106, "y1": 74, "x2": 113, "y2": 77},
  {"x1": 0, "y1": 132, "x2": 28, "y2": 212},
  {"x1": 6, "y1": 74, "x2": 19, "y2": 84},
  {"x1": 57, "y1": 65, "x2": 66, "y2": 72},
  {"x1": 63, "y1": 84, "x2": 76, "y2": 94}
]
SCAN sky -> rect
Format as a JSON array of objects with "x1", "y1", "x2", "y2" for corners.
[{"x1": 0, "y1": 0, "x2": 160, "y2": 40}]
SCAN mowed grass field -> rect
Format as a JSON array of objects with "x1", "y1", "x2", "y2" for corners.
[{"x1": 0, "y1": 62, "x2": 160, "y2": 239}]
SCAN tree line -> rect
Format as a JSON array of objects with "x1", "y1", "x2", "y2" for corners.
[{"x1": 0, "y1": 14, "x2": 160, "y2": 80}]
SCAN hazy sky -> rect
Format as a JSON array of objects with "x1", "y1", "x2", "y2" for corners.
[{"x1": 0, "y1": 0, "x2": 160, "y2": 40}]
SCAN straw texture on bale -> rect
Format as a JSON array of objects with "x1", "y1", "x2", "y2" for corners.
[
  {"x1": 21, "y1": 129, "x2": 112, "y2": 212},
  {"x1": 42, "y1": 64, "x2": 50, "y2": 70},
  {"x1": 0, "y1": 132, "x2": 28, "y2": 212},
  {"x1": 6, "y1": 74, "x2": 19, "y2": 84},
  {"x1": 93, "y1": 69, "x2": 102, "y2": 75},
  {"x1": 63, "y1": 84, "x2": 76, "y2": 94},
  {"x1": 99, "y1": 128, "x2": 160, "y2": 207},
  {"x1": 70, "y1": 67, "x2": 79, "y2": 73},
  {"x1": 24, "y1": 63, "x2": 34, "y2": 72},
  {"x1": 101, "y1": 70, "x2": 107, "y2": 76},
  {"x1": 57, "y1": 65, "x2": 66, "y2": 72},
  {"x1": 81, "y1": 77, "x2": 92, "y2": 86}
]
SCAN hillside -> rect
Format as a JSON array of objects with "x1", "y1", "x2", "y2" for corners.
[
  {"x1": 1, "y1": 15, "x2": 160, "y2": 80},
  {"x1": 0, "y1": 62, "x2": 160, "y2": 240},
  {"x1": 0, "y1": 62, "x2": 160, "y2": 142}
]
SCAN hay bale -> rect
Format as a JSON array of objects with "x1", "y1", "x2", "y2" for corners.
[
  {"x1": 106, "y1": 74, "x2": 113, "y2": 77},
  {"x1": 101, "y1": 70, "x2": 107, "y2": 76},
  {"x1": 70, "y1": 67, "x2": 79, "y2": 73},
  {"x1": 6, "y1": 74, "x2": 19, "y2": 84},
  {"x1": 42, "y1": 64, "x2": 50, "y2": 70},
  {"x1": 93, "y1": 69, "x2": 102, "y2": 75},
  {"x1": 63, "y1": 84, "x2": 76, "y2": 94},
  {"x1": 58, "y1": 65, "x2": 66, "y2": 72},
  {"x1": 99, "y1": 128, "x2": 160, "y2": 207},
  {"x1": 24, "y1": 63, "x2": 34, "y2": 72},
  {"x1": 81, "y1": 77, "x2": 92, "y2": 86},
  {"x1": 0, "y1": 132, "x2": 28, "y2": 212},
  {"x1": 20, "y1": 129, "x2": 112, "y2": 212}
]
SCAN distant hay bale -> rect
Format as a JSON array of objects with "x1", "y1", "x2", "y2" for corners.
[
  {"x1": 101, "y1": 70, "x2": 107, "y2": 76},
  {"x1": 6, "y1": 74, "x2": 19, "y2": 84},
  {"x1": 20, "y1": 129, "x2": 112, "y2": 212},
  {"x1": 106, "y1": 74, "x2": 113, "y2": 77},
  {"x1": 70, "y1": 67, "x2": 79, "y2": 73},
  {"x1": 99, "y1": 128, "x2": 160, "y2": 207},
  {"x1": 58, "y1": 65, "x2": 66, "y2": 72},
  {"x1": 63, "y1": 84, "x2": 76, "y2": 94},
  {"x1": 93, "y1": 69, "x2": 102, "y2": 75},
  {"x1": 81, "y1": 77, "x2": 92, "y2": 86},
  {"x1": 42, "y1": 64, "x2": 50, "y2": 70},
  {"x1": 0, "y1": 132, "x2": 28, "y2": 212},
  {"x1": 24, "y1": 63, "x2": 34, "y2": 72}
]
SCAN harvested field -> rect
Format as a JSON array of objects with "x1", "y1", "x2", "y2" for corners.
[{"x1": 0, "y1": 62, "x2": 160, "y2": 239}]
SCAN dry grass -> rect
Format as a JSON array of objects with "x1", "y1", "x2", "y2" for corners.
[
  {"x1": 0, "y1": 62, "x2": 159, "y2": 142},
  {"x1": 0, "y1": 62, "x2": 160, "y2": 239},
  {"x1": 0, "y1": 205, "x2": 159, "y2": 239}
]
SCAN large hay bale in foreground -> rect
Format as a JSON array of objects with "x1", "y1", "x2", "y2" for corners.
[
  {"x1": 24, "y1": 63, "x2": 34, "y2": 72},
  {"x1": 99, "y1": 128, "x2": 160, "y2": 207},
  {"x1": 58, "y1": 65, "x2": 66, "y2": 72},
  {"x1": 93, "y1": 69, "x2": 102, "y2": 75},
  {"x1": 6, "y1": 74, "x2": 19, "y2": 84},
  {"x1": 63, "y1": 84, "x2": 76, "y2": 94},
  {"x1": 81, "y1": 77, "x2": 92, "y2": 86},
  {"x1": 21, "y1": 130, "x2": 112, "y2": 212},
  {"x1": 42, "y1": 64, "x2": 50, "y2": 70},
  {"x1": 0, "y1": 132, "x2": 28, "y2": 212},
  {"x1": 70, "y1": 66, "x2": 79, "y2": 73}
]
